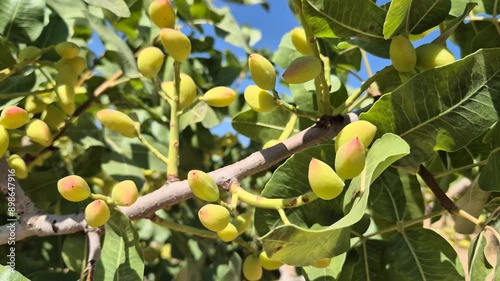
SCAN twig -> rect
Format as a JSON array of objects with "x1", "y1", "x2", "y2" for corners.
[
  {"x1": 418, "y1": 165, "x2": 459, "y2": 214},
  {"x1": 418, "y1": 165, "x2": 500, "y2": 241},
  {"x1": 85, "y1": 230, "x2": 103, "y2": 281}
]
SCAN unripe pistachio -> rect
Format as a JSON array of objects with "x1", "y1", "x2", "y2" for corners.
[
  {"x1": 24, "y1": 96, "x2": 47, "y2": 114},
  {"x1": 160, "y1": 28, "x2": 191, "y2": 62},
  {"x1": 312, "y1": 258, "x2": 331, "y2": 268},
  {"x1": 232, "y1": 211, "x2": 253, "y2": 235},
  {"x1": 55, "y1": 83, "x2": 76, "y2": 116},
  {"x1": 17, "y1": 46, "x2": 41, "y2": 62},
  {"x1": 244, "y1": 85, "x2": 276, "y2": 112},
  {"x1": 137, "y1": 47, "x2": 165, "y2": 79},
  {"x1": 149, "y1": 0, "x2": 176, "y2": 28},
  {"x1": 200, "y1": 86, "x2": 236, "y2": 107},
  {"x1": 248, "y1": 53, "x2": 276, "y2": 90},
  {"x1": 111, "y1": 180, "x2": 139, "y2": 206},
  {"x1": 291, "y1": 27, "x2": 313, "y2": 56},
  {"x1": 335, "y1": 120, "x2": 377, "y2": 152},
  {"x1": 96, "y1": 109, "x2": 137, "y2": 138},
  {"x1": 259, "y1": 251, "x2": 283, "y2": 270},
  {"x1": 198, "y1": 204, "x2": 230, "y2": 232},
  {"x1": 7, "y1": 154, "x2": 28, "y2": 179},
  {"x1": 55, "y1": 65, "x2": 79, "y2": 87},
  {"x1": 187, "y1": 170, "x2": 220, "y2": 202},
  {"x1": 55, "y1": 57, "x2": 86, "y2": 75},
  {"x1": 243, "y1": 254, "x2": 263, "y2": 281},
  {"x1": 55, "y1": 42, "x2": 80, "y2": 59},
  {"x1": 57, "y1": 175, "x2": 91, "y2": 202},
  {"x1": 216, "y1": 222, "x2": 238, "y2": 242},
  {"x1": 85, "y1": 200, "x2": 111, "y2": 228},
  {"x1": 389, "y1": 35, "x2": 417, "y2": 72},
  {"x1": 41, "y1": 103, "x2": 67, "y2": 130},
  {"x1": 161, "y1": 73, "x2": 197, "y2": 109},
  {"x1": 282, "y1": 56, "x2": 322, "y2": 84},
  {"x1": 0, "y1": 126, "x2": 8, "y2": 157},
  {"x1": 26, "y1": 119, "x2": 52, "y2": 147},
  {"x1": 335, "y1": 138, "x2": 366, "y2": 179},
  {"x1": 0, "y1": 106, "x2": 30, "y2": 129},
  {"x1": 263, "y1": 139, "x2": 280, "y2": 149},
  {"x1": 415, "y1": 43, "x2": 455, "y2": 71},
  {"x1": 308, "y1": 158, "x2": 345, "y2": 200}
]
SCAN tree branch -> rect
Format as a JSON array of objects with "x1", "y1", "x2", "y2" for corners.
[
  {"x1": 0, "y1": 113, "x2": 358, "y2": 244},
  {"x1": 85, "y1": 229, "x2": 103, "y2": 281}
]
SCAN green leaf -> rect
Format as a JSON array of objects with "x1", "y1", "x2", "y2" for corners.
[
  {"x1": 231, "y1": 107, "x2": 295, "y2": 144},
  {"x1": 432, "y1": 2, "x2": 477, "y2": 45},
  {"x1": 479, "y1": 148, "x2": 500, "y2": 191},
  {"x1": 483, "y1": 121, "x2": 500, "y2": 148},
  {"x1": 61, "y1": 233, "x2": 87, "y2": 273},
  {"x1": 46, "y1": 0, "x2": 91, "y2": 39},
  {"x1": 302, "y1": 252, "x2": 346, "y2": 280},
  {"x1": 450, "y1": 0, "x2": 500, "y2": 17},
  {"x1": 84, "y1": 0, "x2": 131, "y2": 17},
  {"x1": 101, "y1": 131, "x2": 146, "y2": 186},
  {"x1": 370, "y1": 167, "x2": 424, "y2": 222},
  {"x1": 179, "y1": 102, "x2": 209, "y2": 131},
  {"x1": 0, "y1": 0, "x2": 46, "y2": 43},
  {"x1": 94, "y1": 209, "x2": 145, "y2": 281},
  {"x1": 468, "y1": 231, "x2": 493, "y2": 280},
  {"x1": 383, "y1": 228, "x2": 464, "y2": 280},
  {"x1": 273, "y1": 31, "x2": 303, "y2": 69},
  {"x1": 67, "y1": 112, "x2": 106, "y2": 147},
  {"x1": 338, "y1": 240, "x2": 386, "y2": 281},
  {"x1": 407, "y1": 0, "x2": 451, "y2": 35},
  {"x1": 255, "y1": 134, "x2": 409, "y2": 266},
  {"x1": 214, "y1": 8, "x2": 259, "y2": 53},
  {"x1": 213, "y1": 252, "x2": 242, "y2": 281},
  {"x1": 361, "y1": 48, "x2": 500, "y2": 167},
  {"x1": 0, "y1": 265, "x2": 30, "y2": 281},
  {"x1": 369, "y1": 168, "x2": 406, "y2": 222},
  {"x1": 303, "y1": 0, "x2": 386, "y2": 39},
  {"x1": 86, "y1": 11, "x2": 140, "y2": 78},
  {"x1": 471, "y1": 24, "x2": 500, "y2": 52},
  {"x1": 383, "y1": 0, "x2": 411, "y2": 39}
]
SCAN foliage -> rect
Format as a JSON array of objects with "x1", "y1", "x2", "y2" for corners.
[{"x1": 0, "y1": 0, "x2": 499, "y2": 280}]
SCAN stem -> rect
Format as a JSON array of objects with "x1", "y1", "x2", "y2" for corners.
[
  {"x1": 363, "y1": 211, "x2": 445, "y2": 240},
  {"x1": 292, "y1": 0, "x2": 331, "y2": 115},
  {"x1": 89, "y1": 193, "x2": 115, "y2": 206},
  {"x1": 278, "y1": 208, "x2": 291, "y2": 225},
  {"x1": 167, "y1": 61, "x2": 181, "y2": 181},
  {"x1": 360, "y1": 49, "x2": 373, "y2": 77},
  {"x1": 434, "y1": 160, "x2": 487, "y2": 179},
  {"x1": 152, "y1": 215, "x2": 257, "y2": 253},
  {"x1": 276, "y1": 99, "x2": 321, "y2": 120},
  {"x1": 136, "y1": 129, "x2": 169, "y2": 164},
  {"x1": 347, "y1": 94, "x2": 371, "y2": 112},
  {"x1": 0, "y1": 87, "x2": 56, "y2": 100},
  {"x1": 278, "y1": 114, "x2": 298, "y2": 141},
  {"x1": 228, "y1": 182, "x2": 318, "y2": 209},
  {"x1": 332, "y1": 66, "x2": 393, "y2": 116}
]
